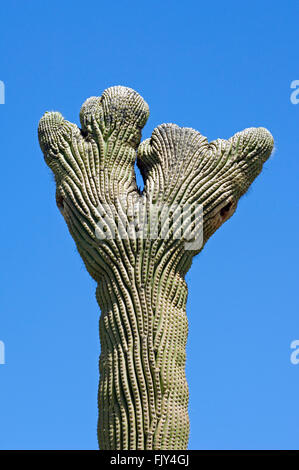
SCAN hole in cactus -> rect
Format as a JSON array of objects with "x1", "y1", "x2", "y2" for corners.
[
  {"x1": 220, "y1": 202, "x2": 232, "y2": 218},
  {"x1": 56, "y1": 193, "x2": 64, "y2": 210}
]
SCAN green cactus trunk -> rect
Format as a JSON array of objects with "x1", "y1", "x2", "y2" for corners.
[{"x1": 97, "y1": 264, "x2": 189, "y2": 449}]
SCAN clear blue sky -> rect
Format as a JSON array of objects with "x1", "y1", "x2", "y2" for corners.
[{"x1": 1, "y1": 0, "x2": 298, "y2": 450}]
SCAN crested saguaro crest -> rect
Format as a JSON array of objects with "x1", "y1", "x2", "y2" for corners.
[{"x1": 38, "y1": 86, "x2": 273, "y2": 450}]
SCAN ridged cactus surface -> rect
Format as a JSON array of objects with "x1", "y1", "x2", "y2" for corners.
[{"x1": 38, "y1": 86, "x2": 273, "y2": 449}]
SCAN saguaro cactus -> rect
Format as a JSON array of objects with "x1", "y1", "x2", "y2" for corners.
[{"x1": 38, "y1": 86, "x2": 273, "y2": 450}]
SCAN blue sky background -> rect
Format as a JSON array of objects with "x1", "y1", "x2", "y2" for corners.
[{"x1": 0, "y1": 0, "x2": 298, "y2": 450}]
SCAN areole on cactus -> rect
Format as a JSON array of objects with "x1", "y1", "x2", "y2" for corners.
[{"x1": 38, "y1": 86, "x2": 273, "y2": 450}]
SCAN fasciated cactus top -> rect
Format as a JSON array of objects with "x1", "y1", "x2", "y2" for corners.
[{"x1": 39, "y1": 86, "x2": 273, "y2": 450}]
